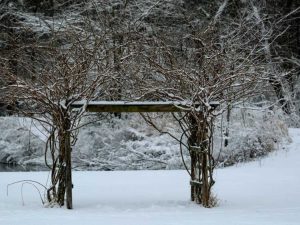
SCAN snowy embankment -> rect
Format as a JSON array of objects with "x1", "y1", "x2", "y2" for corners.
[{"x1": 0, "y1": 129, "x2": 299, "y2": 225}]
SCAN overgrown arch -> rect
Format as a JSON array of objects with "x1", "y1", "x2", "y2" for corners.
[{"x1": 61, "y1": 100, "x2": 219, "y2": 209}]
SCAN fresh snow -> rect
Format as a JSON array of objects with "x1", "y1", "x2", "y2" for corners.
[
  {"x1": 73, "y1": 100, "x2": 186, "y2": 105},
  {"x1": 0, "y1": 129, "x2": 299, "y2": 225},
  {"x1": 72, "y1": 100, "x2": 220, "y2": 106}
]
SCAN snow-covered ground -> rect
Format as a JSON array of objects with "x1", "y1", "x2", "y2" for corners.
[{"x1": 0, "y1": 129, "x2": 299, "y2": 225}]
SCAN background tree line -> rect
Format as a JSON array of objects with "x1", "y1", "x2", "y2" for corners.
[{"x1": 0, "y1": 0, "x2": 299, "y2": 116}]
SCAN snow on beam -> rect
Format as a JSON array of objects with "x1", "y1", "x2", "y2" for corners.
[{"x1": 71, "y1": 101, "x2": 219, "y2": 113}]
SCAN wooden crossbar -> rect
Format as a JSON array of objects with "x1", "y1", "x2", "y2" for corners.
[{"x1": 71, "y1": 101, "x2": 219, "y2": 113}]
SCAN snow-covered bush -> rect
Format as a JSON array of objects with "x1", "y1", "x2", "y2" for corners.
[
  {"x1": 0, "y1": 108, "x2": 291, "y2": 170},
  {"x1": 0, "y1": 117, "x2": 45, "y2": 166},
  {"x1": 74, "y1": 114, "x2": 182, "y2": 170},
  {"x1": 0, "y1": 115, "x2": 183, "y2": 170},
  {"x1": 213, "y1": 107, "x2": 291, "y2": 167}
]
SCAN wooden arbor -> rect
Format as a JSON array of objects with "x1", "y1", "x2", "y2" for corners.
[{"x1": 70, "y1": 101, "x2": 219, "y2": 208}]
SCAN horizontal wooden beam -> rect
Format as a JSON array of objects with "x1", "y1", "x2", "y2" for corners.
[{"x1": 71, "y1": 101, "x2": 219, "y2": 113}]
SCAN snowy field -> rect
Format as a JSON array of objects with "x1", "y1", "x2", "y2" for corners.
[{"x1": 0, "y1": 129, "x2": 299, "y2": 225}]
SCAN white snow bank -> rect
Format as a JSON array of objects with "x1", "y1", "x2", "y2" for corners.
[{"x1": 0, "y1": 129, "x2": 299, "y2": 225}]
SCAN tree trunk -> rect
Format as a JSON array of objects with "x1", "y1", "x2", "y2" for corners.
[
  {"x1": 188, "y1": 115, "x2": 200, "y2": 203},
  {"x1": 188, "y1": 111, "x2": 213, "y2": 207},
  {"x1": 56, "y1": 114, "x2": 73, "y2": 209},
  {"x1": 112, "y1": 33, "x2": 123, "y2": 118},
  {"x1": 224, "y1": 104, "x2": 231, "y2": 147},
  {"x1": 64, "y1": 116, "x2": 73, "y2": 209},
  {"x1": 63, "y1": 116, "x2": 73, "y2": 209}
]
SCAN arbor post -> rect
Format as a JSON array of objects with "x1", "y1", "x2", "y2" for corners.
[
  {"x1": 55, "y1": 111, "x2": 73, "y2": 209},
  {"x1": 188, "y1": 110, "x2": 215, "y2": 207},
  {"x1": 65, "y1": 117, "x2": 73, "y2": 209}
]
